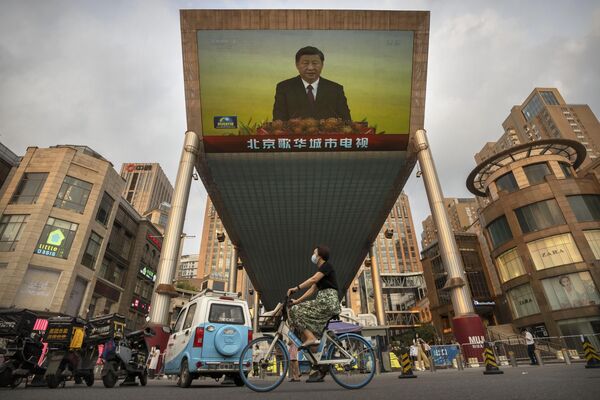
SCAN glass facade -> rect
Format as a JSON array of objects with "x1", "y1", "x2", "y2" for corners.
[
  {"x1": 541, "y1": 272, "x2": 599, "y2": 310},
  {"x1": 540, "y1": 90, "x2": 560, "y2": 106},
  {"x1": 522, "y1": 94, "x2": 544, "y2": 121},
  {"x1": 0, "y1": 214, "x2": 28, "y2": 252},
  {"x1": 515, "y1": 199, "x2": 565, "y2": 233},
  {"x1": 495, "y1": 172, "x2": 519, "y2": 193},
  {"x1": 583, "y1": 230, "x2": 600, "y2": 259},
  {"x1": 557, "y1": 317, "x2": 600, "y2": 352},
  {"x1": 487, "y1": 215, "x2": 513, "y2": 249},
  {"x1": 559, "y1": 162, "x2": 573, "y2": 178},
  {"x1": 523, "y1": 162, "x2": 551, "y2": 185},
  {"x1": 81, "y1": 231, "x2": 103, "y2": 269},
  {"x1": 95, "y1": 192, "x2": 114, "y2": 226},
  {"x1": 495, "y1": 247, "x2": 526, "y2": 282},
  {"x1": 527, "y1": 233, "x2": 583, "y2": 270},
  {"x1": 507, "y1": 283, "x2": 540, "y2": 318},
  {"x1": 567, "y1": 195, "x2": 600, "y2": 222},
  {"x1": 54, "y1": 176, "x2": 93, "y2": 214},
  {"x1": 10, "y1": 173, "x2": 48, "y2": 204}
]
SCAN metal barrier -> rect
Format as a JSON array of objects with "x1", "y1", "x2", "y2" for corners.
[{"x1": 455, "y1": 333, "x2": 600, "y2": 367}]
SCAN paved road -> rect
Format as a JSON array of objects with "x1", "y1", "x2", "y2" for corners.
[{"x1": 2, "y1": 364, "x2": 599, "y2": 400}]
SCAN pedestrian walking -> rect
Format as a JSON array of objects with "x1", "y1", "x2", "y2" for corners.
[
  {"x1": 523, "y1": 329, "x2": 538, "y2": 365},
  {"x1": 288, "y1": 341, "x2": 301, "y2": 382}
]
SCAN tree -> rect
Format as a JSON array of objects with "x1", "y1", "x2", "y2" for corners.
[
  {"x1": 393, "y1": 324, "x2": 437, "y2": 348},
  {"x1": 176, "y1": 280, "x2": 199, "y2": 292}
]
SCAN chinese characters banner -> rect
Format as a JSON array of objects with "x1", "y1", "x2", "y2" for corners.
[{"x1": 203, "y1": 134, "x2": 408, "y2": 153}]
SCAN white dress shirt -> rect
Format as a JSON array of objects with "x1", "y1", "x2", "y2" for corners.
[{"x1": 301, "y1": 78, "x2": 320, "y2": 99}]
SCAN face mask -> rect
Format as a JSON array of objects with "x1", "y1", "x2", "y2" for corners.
[{"x1": 311, "y1": 254, "x2": 319, "y2": 264}]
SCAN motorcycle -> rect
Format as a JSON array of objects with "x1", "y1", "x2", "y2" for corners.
[
  {"x1": 0, "y1": 309, "x2": 45, "y2": 388},
  {"x1": 43, "y1": 316, "x2": 99, "y2": 388},
  {"x1": 100, "y1": 319, "x2": 153, "y2": 388}
]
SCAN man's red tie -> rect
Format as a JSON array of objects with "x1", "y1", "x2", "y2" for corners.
[{"x1": 307, "y1": 84, "x2": 315, "y2": 105}]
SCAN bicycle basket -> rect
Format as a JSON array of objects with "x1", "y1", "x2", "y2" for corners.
[{"x1": 258, "y1": 303, "x2": 283, "y2": 332}]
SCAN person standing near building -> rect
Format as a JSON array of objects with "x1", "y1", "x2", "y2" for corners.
[
  {"x1": 523, "y1": 329, "x2": 538, "y2": 365},
  {"x1": 288, "y1": 341, "x2": 301, "y2": 382}
]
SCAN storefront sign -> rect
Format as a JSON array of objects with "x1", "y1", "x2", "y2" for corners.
[
  {"x1": 147, "y1": 233, "x2": 162, "y2": 250},
  {"x1": 139, "y1": 266, "x2": 157, "y2": 282}
]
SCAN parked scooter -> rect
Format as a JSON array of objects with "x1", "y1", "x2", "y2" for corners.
[
  {"x1": 43, "y1": 316, "x2": 99, "y2": 388},
  {"x1": 0, "y1": 309, "x2": 45, "y2": 388},
  {"x1": 100, "y1": 320, "x2": 153, "y2": 388}
]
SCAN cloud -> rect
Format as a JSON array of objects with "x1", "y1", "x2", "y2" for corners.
[{"x1": 1, "y1": 1, "x2": 599, "y2": 256}]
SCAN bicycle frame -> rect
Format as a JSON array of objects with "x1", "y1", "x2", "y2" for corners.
[{"x1": 261, "y1": 303, "x2": 354, "y2": 367}]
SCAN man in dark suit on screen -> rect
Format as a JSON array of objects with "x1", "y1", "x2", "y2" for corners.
[{"x1": 273, "y1": 46, "x2": 352, "y2": 122}]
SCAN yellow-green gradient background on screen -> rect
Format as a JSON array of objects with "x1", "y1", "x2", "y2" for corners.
[{"x1": 197, "y1": 30, "x2": 413, "y2": 136}]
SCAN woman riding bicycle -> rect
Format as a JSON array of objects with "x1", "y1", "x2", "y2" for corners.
[{"x1": 287, "y1": 246, "x2": 341, "y2": 350}]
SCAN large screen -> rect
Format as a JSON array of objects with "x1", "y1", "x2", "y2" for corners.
[{"x1": 196, "y1": 30, "x2": 414, "y2": 152}]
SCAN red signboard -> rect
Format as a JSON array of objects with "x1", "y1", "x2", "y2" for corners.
[{"x1": 146, "y1": 233, "x2": 162, "y2": 250}]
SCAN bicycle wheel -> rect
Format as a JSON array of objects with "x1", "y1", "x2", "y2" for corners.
[
  {"x1": 327, "y1": 333, "x2": 376, "y2": 389},
  {"x1": 239, "y1": 336, "x2": 289, "y2": 392}
]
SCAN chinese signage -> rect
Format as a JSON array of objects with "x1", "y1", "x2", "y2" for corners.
[
  {"x1": 203, "y1": 134, "x2": 407, "y2": 153},
  {"x1": 125, "y1": 163, "x2": 153, "y2": 172}
]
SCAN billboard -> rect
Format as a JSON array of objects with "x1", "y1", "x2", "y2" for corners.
[{"x1": 181, "y1": 10, "x2": 429, "y2": 153}]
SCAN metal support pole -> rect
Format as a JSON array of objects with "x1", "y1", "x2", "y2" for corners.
[
  {"x1": 228, "y1": 246, "x2": 239, "y2": 294},
  {"x1": 413, "y1": 129, "x2": 474, "y2": 316},
  {"x1": 369, "y1": 245, "x2": 386, "y2": 326},
  {"x1": 149, "y1": 131, "x2": 199, "y2": 325},
  {"x1": 252, "y1": 292, "x2": 260, "y2": 332}
]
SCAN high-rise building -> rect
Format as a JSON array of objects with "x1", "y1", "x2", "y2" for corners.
[
  {"x1": 197, "y1": 196, "x2": 250, "y2": 296},
  {"x1": 177, "y1": 254, "x2": 199, "y2": 280},
  {"x1": 475, "y1": 88, "x2": 600, "y2": 166},
  {"x1": 350, "y1": 193, "x2": 427, "y2": 332},
  {"x1": 468, "y1": 138, "x2": 600, "y2": 349},
  {"x1": 421, "y1": 232, "x2": 510, "y2": 342},
  {"x1": 421, "y1": 197, "x2": 479, "y2": 249},
  {"x1": 120, "y1": 163, "x2": 174, "y2": 215},
  {"x1": 0, "y1": 145, "x2": 125, "y2": 316}
]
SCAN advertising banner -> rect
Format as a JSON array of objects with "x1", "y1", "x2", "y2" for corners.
[{"x1": 196, "y1": 30, "x2": 414, "y2": 152}]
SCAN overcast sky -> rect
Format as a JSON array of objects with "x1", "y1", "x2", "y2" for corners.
[{"x1": 1, "y1": 0, "x2": 599, "y2": 255}]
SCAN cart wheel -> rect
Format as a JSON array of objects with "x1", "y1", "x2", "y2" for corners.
[
  {"x1": 139, "y1": 370, "x2": 148, "y2": 386},
  {"x1": 84, "y1": 374, "x2": 94, "y2": 387},
  {"x1": 102, "y1": 369, "x2": 118, "y2": 388},
  {"x1": 0, "y1": 365, "x2": 13, "y2": 387},
  {"x1": 46, "y1": 374, "x2": 61, "y2": 389}
]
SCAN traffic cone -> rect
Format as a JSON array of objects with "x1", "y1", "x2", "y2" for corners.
[
  {"x1": 482, "y1": 342, "x2": 503, "y2": 375},
  {"x1": 398, "y1": 352, "x2": 417, "y2": 379},
  {"x1": 582, "y1": 337, "x2": 600, "y2": 369}
]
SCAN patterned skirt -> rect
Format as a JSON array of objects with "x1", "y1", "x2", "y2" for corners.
[{"x1": 289, "y1": 288, "x2": 340, "y2": 335}]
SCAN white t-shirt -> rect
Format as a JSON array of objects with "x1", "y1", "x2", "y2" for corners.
[{"x1": 524, "y1": 331, "x2": 534, "y2": 345}]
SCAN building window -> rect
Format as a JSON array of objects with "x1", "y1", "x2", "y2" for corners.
[
  {"x1": 523, "y1": 162, "x2": 552, "y2": 185},
  {"x1": 567, "y1": 195, "x2": 600, "y2": 222},
  {"x1": 81, "y1": 231, "x2": 103, "y2": 269},
  {"x1": 495, "y1": 247, "x2": 526, "y2": 283},
  {"x1": 495, "y1": 172, "x2": 519, "y2": 193},
  {"x1": 0, "y1": 215, "x2": 28, "y2": 252},
  {"x1": 541, "y1": 272, "x2": 600, "y2": 310},
  {"x1": 583, "y1": 230, "x2": 600, "y2": 259},
  {"x1": 54, "y1": 176, "x2": 93, "y2": 214},
  {"x1": 95, "y1": 192, "x2": 114, "y2": 226},
  {"x1": 487, "y1": 215, "x2": 513, "y2": 249},
  {"x1": 557, "y1": 317, "x2": 600, "y2": 352},
  {"x1": 540, "y1": 90, "x2": 559, "y2": 106},
  {"x1": 507, "y1": 283, "x2": 540, "y2": 319},
  {"x1": 515, "y1": 199, "x2": 565, "y2": 234},
  {"x1": 527, "y1": 233, "x2": 583, "y2": 270},
  {"x1": 10, "y1": 173, "x2": 48, "y2": 204},
  {"x1": 34, "y1": 217, "x2": 78, "y2": 259},
  {"x1": 559, "y1": 162, "x2": 573, "y2": 178}
]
